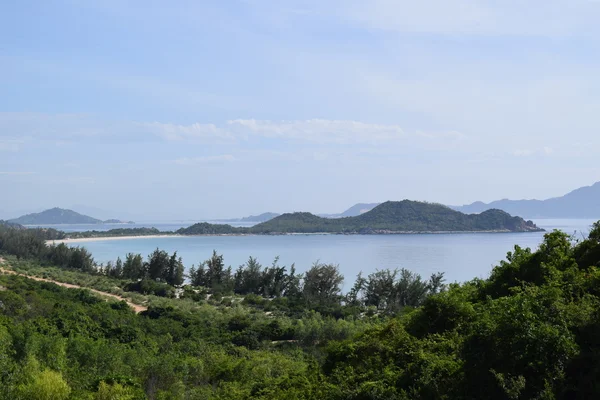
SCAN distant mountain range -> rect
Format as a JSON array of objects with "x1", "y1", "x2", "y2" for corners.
[
  {"x1": 9, "y1": 208, "x2": 134, "y2": 225},
  {"x1": 179, "y1": 200, "x2": 542, "y2": 235},
  {"x1": 318, "y1": 203, "x2": 381, "y2": 218},
  {"x1": 451, "y1": 181, "x2": 600, "y2": 218},
  {"x1": 240, "y1": 212, "x2": 281, "y2": 223}
]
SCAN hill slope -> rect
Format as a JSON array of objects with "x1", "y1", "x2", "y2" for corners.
[
  {"x1": 452, "y1": 181, "x2": 600, "y2": 218},
  {"x1": 320, "y1": 203, "x2": 381, "y2": 218},
  {"x1": 10, "y1": 208, "x2": 103, "y2": 225},
  {"x1": 249, "y1": 201, "x2": 542, "y2": 233},
  {"x1": 240, "y1": 212, "x2": 280, "y2": 223},
  {"x1": 339, "y1": 202, "x2": 381, "y2": 217}
]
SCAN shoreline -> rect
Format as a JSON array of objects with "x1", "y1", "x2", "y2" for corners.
[
  {"x1": 46, "y1": 234, "x2": 183, "y2": 244},
  {"x1": 46, "y1": 228, "x2": 544, "y2": 245}
]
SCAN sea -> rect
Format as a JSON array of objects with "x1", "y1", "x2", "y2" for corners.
[{"x1": 30, "y1": 219, "x2": 598, "y2": 288}]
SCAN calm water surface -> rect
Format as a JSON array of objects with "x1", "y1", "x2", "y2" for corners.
[{"x1": 61, "y1": 219, "x2": 597, "y2": 287}]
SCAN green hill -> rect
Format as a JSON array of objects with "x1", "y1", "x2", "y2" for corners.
[
  {"x1": 249, "y1": 200, "x2": 542, "y2": 233},
  {"x1": 179, "y1": 200, "x2": 542, "y2": 235},
  {"x1": 9, "y1": 207, "x2": 103, "y2": 225}
]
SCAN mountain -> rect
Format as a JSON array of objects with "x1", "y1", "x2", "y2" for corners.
[
  {"x1": 10, "y1": 208, "x2": 103, "y2": 225},
  {"x1": 319, "y1": 203, "x2": 381, "y2": 218},
  {"x1": 452, "y1": 181, "x2": 600, "y2": 218},
  {"x1": 339, "y1": 203, "x2": 381, "y2": 217},
  {"x1": 240, "y1": 212, "x2": 280, "y2": 223},
  {"x1": 248, "y1": 201, "x2": 542, "y2": 234}
]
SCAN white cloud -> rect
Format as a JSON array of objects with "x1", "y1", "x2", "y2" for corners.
[
  {"x1": 512, "y1": 147, "x2": 555, "y2": 157},
  {"x1": 142, "y1": 122, "x2": 234, "y2": 142},
  {"x1": 0, "y1": 113, "x2": 467, "y2": 147},
  {"x1": 228, "y1": 118, "x2": 405, "y2": 144},
  {"x1": 172, "y1": 155, "x2": 235, "y2": 165},
  {"x1": 276, "y1": 0, "x2": 600, "y2": 37},
  {"x1": 228, "y1": 119, "x2": 465, "y2": 144}
]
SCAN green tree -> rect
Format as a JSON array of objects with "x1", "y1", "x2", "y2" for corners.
[
  {"x1": 302, "y1": 262, "x2": 344, "y2": 308},
  {"x1": 95, "y1": 381, "x2": 135, "y2": 400},
  {"x1": 122, "y1": 253, "x2": 144, "y2": 280},
  {"x1": 145, "y1": 248, "x2": 170, "y2": 281},
  {"x1": 164, "y1": 252, "x2": 184, "y2": 286},
  {"x1": 19, "y1": 369, "x2": 71, "y2": 400}
]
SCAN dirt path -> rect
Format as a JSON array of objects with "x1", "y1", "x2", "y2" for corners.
[{"x1": 0, "y1": 257, "x2": 147, "y2": 313}]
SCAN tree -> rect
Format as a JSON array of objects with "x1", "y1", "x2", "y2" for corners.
[
  {"x1": 145, "y1": 248, "x2": 170, "y2": 281},
  {"x1": 234, "y1": 256, "x2": 263, "y2": 295},
  {"x1": 394, "y1": 268, "x2": 430, "y2": 308},
  {"x1": 122, "y1": 253, "x2": 144, "y2": 280},
  {"x1": 164, "y1": 252, "x2": 184, "y2": 286},
  {"x1": 19, "y1": 369, "x2": 71, "y2": 400},
  {"x1": 345, "y1": 272, "x2": 366, "y2": 307},
  {"x1": 191, "y1": 251, "x2": 232, "y2": 292},
  {"x1": 262, "y1": 257, "x2": 287, "y2": 298},
  {"x1": 95, "y1": 381, "x2": 135, "y2": 400},
  {"x1": 46, "y1": 243, "x2": 71, "y2": 268},
  {"x1": 283, "y1": 264, "x2": 302, "y2": 299},
  {"x1": 302, "y1": 262, "x2": 344, "y2": 308},
  {"x1": 364, "y1": 269, "x2": 397, "y2": 310},
  {"x1": 112, "y1": 257, "x2": 124, "y2": 278},
  {"x1": 68, "y1": 247, "x2": 95, "y2": 272}
]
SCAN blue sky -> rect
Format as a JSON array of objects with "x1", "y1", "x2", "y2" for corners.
[{"x1": 1, "y1": 0, "x2": 600, "y2": 220}]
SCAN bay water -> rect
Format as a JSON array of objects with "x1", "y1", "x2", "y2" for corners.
[{"x1": 48, "y1": 218, "x2": 598, "y2": 288}]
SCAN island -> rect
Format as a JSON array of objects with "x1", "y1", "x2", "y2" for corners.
[
  {"x1": 9, "y1": 208, "x2": 133, "y2": 225},
  {"x1": 178, "y1": 201, "x2": 543, "y2": 235}
]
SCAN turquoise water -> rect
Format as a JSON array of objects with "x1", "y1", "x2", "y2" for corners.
[{"x1": 64, "y1": 219, "x2": 597, "y2": 287}]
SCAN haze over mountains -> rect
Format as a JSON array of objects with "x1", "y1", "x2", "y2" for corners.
[
  {"x1": 5, "y1": 181, "x2": 599, "y2": 225},
  {"x1": 451, "y1": 181, "x2": 600, "y2": 218}
]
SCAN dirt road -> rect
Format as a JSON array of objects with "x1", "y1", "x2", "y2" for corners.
[{"x1": 0, "y1": 257, "x2": 147, "y2": 313}]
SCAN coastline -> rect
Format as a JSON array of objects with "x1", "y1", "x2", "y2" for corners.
[
  {"x1": 46, "y1": 228, "x2": 543, "y2": 245},
  {"x1": 46, "y1": 234, "x2": 183, "y2": 245}
]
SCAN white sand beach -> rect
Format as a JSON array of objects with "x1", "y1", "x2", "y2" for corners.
[{"x1": 46, "y1": 234, "x2": 183, "y2": 245}]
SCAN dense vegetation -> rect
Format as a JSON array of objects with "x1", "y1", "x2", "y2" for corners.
[
  {"x1": 69, "y1": 227, "x2": 165, "y2": 239},
  {"x1": 0, "y1": 220, "x2": 25, "y2": 229},
  {"x1": 249, "y1": 201, "x2": 542, "y2": 233},
  {"x1": 2, "y1": 220, "x2": 600, "y2": 398}
]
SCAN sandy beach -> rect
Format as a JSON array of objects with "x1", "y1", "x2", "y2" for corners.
[
  {"x1": 44, "y1": 229, "x2": 536, "y2": 246},
  {"x1": 46, "y1": 234, "x2": 183, "y2": 245}
]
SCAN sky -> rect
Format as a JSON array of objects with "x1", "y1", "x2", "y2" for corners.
[{"x1": 1, "y1": 0, "x2": 600, "y2": 220}]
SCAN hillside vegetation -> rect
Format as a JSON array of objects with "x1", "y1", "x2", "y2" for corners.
[
  {"x1": 1, "y1": 212, "x2": 600, "y2": 398},
  {"x1": 178, "y1": 201, "x2": 541, "y2": 235},
  {"x1": 249, "y1": 201, "x2": 542, "y2": 234}
]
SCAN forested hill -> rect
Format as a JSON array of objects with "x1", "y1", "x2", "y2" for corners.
[
  {"x1": 246, "y1": 200, "x2": 542, "y2": 234},
  {"x1": 10, "y1": 208, "x2": 102, "y2": 224},
  {"x1": 8, "y1": 207, "x2": 132, "y2": 225}
]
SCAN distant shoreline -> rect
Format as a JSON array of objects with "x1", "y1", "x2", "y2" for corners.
[
  {"x1": 46, "y1": 228, "x2": 542, "y2": 245},
  {"x1": 46, "y1": 235, "x2": 182, "y2": 244}
]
